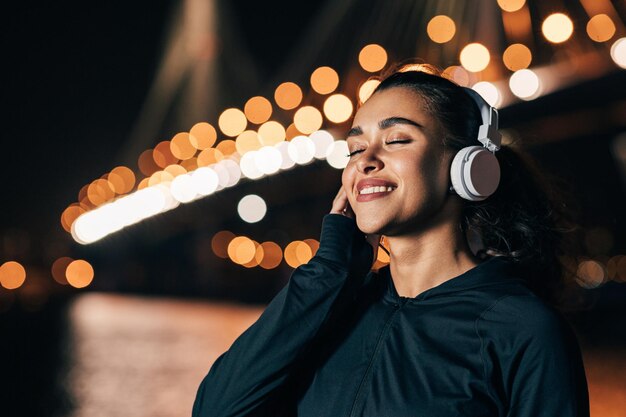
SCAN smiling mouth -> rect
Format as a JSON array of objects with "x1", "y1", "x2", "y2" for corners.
[
  {"x1": 359, "y1": 186, "x2": 395, "y2": 195},
  {"x1": 356, "y1": 185, "x2": 396, "y2": 202}
]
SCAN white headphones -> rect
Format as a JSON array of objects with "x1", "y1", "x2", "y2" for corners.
[{"x1": 449, "y1": 88, "x2": 502, "y2": 201}]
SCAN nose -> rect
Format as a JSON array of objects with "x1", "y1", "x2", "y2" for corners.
[{"x1": 356, "y1": 146, "x2": 384, "y2": 174}]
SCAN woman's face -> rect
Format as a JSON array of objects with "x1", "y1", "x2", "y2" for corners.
[{"x1": 341, "y1": 86, "x2": 454, "y2": 236}]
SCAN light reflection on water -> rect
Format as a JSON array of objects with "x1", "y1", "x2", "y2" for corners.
[
  {"x1": 65, "y1": 293, "x2": 626, "y2": 417},
  {"x1": 67, "y1": 293, "x2": 263, "y2": 417}
]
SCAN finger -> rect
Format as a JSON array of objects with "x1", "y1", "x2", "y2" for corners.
[{"x1": 330, "y1": 188, "x2": 349, "y2": 215}]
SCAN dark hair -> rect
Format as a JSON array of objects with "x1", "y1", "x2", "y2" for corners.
[{"x1": 369, "y1": 63, "x2": 583, "y2": 307}]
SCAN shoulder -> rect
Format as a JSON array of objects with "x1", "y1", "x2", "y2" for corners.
[{"x1": 476, "y1": 291, "x2": 578, "y2": 353}]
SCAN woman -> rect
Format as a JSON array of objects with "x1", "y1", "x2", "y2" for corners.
[{"x1": 192, "y1": 65, "x2": 589, "y2": 416}]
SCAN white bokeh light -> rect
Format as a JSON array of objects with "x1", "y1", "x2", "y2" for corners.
[
  {"x1": 288, "y1": 136, "x2": 316, "y2": 165},
  {"x1": 310, "y1": 130, "x2": 335, "y2": 159},
  {"x1": 610, "y1": 37, "x2": 626, "y2": 68},
  {"x1": 326, "y1": 140, "x2": 350, "y2": 169},
  {"x1": 237, "y1": 194, "x2": 267, "y2": 223},
  {"x1": 170, "y1": 174, "x2": 197, "y2": 203},
  {"x1": 254, "y1": 146, "x2": 282, "y2": 174},
  {"x1": 191, "y1": 167, "x2": 219, "y2": 196},
  {"x1": 471, "y1": 81, "x2": 501, "y2": 107},
  {"x1": 240, "y1": 151, "x2": 264, "y2": 179},
  {"x1": 221, "y1": 159, "x2": 242, "y2": 187},
  {"x1": 509, "y1": 69, "x2": 541, "y2": 100},
  {"x1": 275, "y1": 141, "x2": 296, "y2": 170}
]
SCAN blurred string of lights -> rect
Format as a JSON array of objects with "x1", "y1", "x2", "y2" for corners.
[{"x1": 4, "y1": 1, "x2": 625, "y2": 293}]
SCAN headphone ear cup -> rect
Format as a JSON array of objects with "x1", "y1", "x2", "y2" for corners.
[{"x1": 450, "y1": 146, "x2": 501, "y2": 201}]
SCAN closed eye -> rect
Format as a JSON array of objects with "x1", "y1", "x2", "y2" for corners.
[
  {"x1": 346, "y1": 149, "x2": 364, "y2": 157},
  {"x1": 386, "y1": 138, "x2": 411, "y2": 145}
]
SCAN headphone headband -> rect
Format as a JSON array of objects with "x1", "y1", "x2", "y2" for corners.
[{"x1": 462, "y1": 87, "x2": 502, "y2": 153}]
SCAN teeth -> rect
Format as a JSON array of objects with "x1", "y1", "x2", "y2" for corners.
[{"x1": 359, "y1": 186, "x2": 395, "y2": 195}]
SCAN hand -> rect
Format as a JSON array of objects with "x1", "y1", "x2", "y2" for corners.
[{"x1": 330, "y1": 187, "x2": 381, "y2": 264}]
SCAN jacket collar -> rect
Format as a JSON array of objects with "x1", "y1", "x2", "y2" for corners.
[{"x1": 378, "y1": 256, "x2": 525, "y2": 304}]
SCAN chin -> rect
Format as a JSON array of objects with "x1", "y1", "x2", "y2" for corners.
[{"x1": 355, "y1": 216, "x2": 385, "y2": 235}]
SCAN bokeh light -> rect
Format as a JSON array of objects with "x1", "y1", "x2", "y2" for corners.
[
  {"x1": 323, "y1": 94, "x2": 354, "y2": 124},
  {"x1": 542, "y1": 13, "x2": 574, "y2": 44},
  {"x1": 235, "y1": 130, "x2": 262, "y2": 155},
  {"x1": 503, "y1": 43, "x2": 532, "y2": 71},
  {"x1": 138, "y1": 149, "x2": 160, "y2": 176},
  {"x1": 472, "y1": 81, "x2": 501, "y2": 107},
  {"x1": 240, "y1": 151, "x2": 264, "y2": 179},
  {"x1": 254, "y1": 146, "x2": 282, "y2": 174},
  {"x1": 87, "y1": 178, "x2": 115, "y2": 206},
  {"x1": 244, "y1": 96, "x2": 273, "y2": 124},
  {"x1": 189, "y1": 122, "x2": 217, "y2": 150},
  {"x1": 108, "y1": 166, "x2": 135, "y2": 195},
  {"x1": 211, "y1": 230, "x2": 235, "y2": 259},
  {"x1": 258, "y1": 121, "x2": 286, "y2": 146},
  {"x1": 443, "y1": 65, "x2": 471, "y2": 86},
  {"x1": 427, "y1": 15, "x2": 456, "y2": 43},
  {"x1": 153, "y1": 141, "x2": 179, "y2": 168},
  {"x1": 586, "y1": 14, "x2": 616, "y2": 43},
  {"x1": 576, "y1": 260, "x2": 606, "y2": 288},
  {"x1": 460, "y1": 43, "x2": 490, "y2": 72},
  {"x1": 164, "y1": 164, "x2": 186, "y2": 178},
  {"x1": 0, "y1": 261, "x2": 26, "y2": 290},
  {"x1": 294, "y1": 106, "x2": 323, "y2": 134},
  {"x1": 358, "y1": 44, "x2": 388, "y2": 72},
  {"x1": 326, "y1": 140, "x2": 350, "y2": 169},
  {"x1": 607, "y1": 255, "x2": 626, "y2": 282},
  {"x1": 288, "y1": 136, "x2": 316, "y2": 165},
  {"x1": 218, "y1": 108, "x2": 247, "y2": 137},
  {"x1": 310, "y1": 130, "x2": 335, "y2": 159},
  {"x1": 310, "y1": 66, "x2": 339, "y2": 95},
  {"x1": 497, "y1": 0, "x2": 525, "y2": 12},
  {"x1": 610, "y1": 37, "x2": 626, "y2": 69},
  {"x1": 509, "y1": 68, "x2": 541, "y2": 100},
  {"x1": 237, "y1": 194, "x2": 267, "y2": 223},
  {"x1": 228, "y1": 236, "x2": 256, "y2": 265},
  {"x1": 170, "y1": 174, "x2": 197, "y2": 203},
  {"x1": 197, "y1": 148, "x2": 224, "y2": 166},
  {"x1": 274, "y1": 82, "x2": 303, "y2": 110},
  {"x1": 51, "y1": 257, "x2": 73, "y2": 285},
  {"x1": 259, "y1": 242, "x2": 282, "y2": 269},
  {"x1": 61, "y1": 204, "x2": 86, "y2": 233},
  {"x1": 275, "y1": 141, "x2": 296, "y2": 170},
  {"x1": 191, "y1": 167, "x2": 219, "y2": 196},
  {"x1": 285, "y1": 123, "x2": 303, "y2": 140},
  {"x1": 170, "y1": 132, "x2": 197, "y2": 160},
  {"x1": 358, "y1": 79, "x2": 380, "y2": 104},
  {"x1": 66, "y1": 259, "x2": 94, "y2": 288},
  {"x1": 216, "y1": 139, "x2": 237, "y2": 157},
  {"x1": 284, "y1": 241, "x2": 304, "y2": 268}
]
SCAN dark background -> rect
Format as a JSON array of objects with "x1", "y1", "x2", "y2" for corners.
[{"x1": 1, "y1": 1, "x2": 625, "y2": 416}]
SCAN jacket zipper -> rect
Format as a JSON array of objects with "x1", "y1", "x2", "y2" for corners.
[{"x1": 348, "y1": 298, "x2": 408, "y2": 417}]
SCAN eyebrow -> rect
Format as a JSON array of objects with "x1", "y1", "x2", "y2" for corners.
[{"x1": 347, "y1": 117, "x2": 424, "y2": 137}]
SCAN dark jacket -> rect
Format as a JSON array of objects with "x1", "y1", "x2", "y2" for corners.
[{"x1": 192, "y1": 214, "x2": 589, "y2": 416}]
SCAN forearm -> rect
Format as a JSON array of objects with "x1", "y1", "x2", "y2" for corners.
[{"x1": 192, "y1": 214, "x2": 373, "y2": 416}]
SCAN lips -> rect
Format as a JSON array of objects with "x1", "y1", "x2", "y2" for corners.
[{"x1": 356, "y1": 178, "x2": 397, "y2": 202}]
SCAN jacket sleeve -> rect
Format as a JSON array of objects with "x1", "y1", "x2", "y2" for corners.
[
  {"x1": 192, "y1": 214, "x2": 373, "y2": 417},
  {"x1": 480, "y1": 296, "x2": 590, "y2": 417}
]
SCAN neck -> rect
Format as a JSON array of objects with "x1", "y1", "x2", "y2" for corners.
[{"x1": 386, "y1": 220, "x2": 479, "y2": 298}]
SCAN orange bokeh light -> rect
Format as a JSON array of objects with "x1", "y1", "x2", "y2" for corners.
[
  {"x1": 189, "y1": 122, "x2": 217, "y2": 150},
  {"x1": 503, "y1": 43, "x2": 532, "y2": 71},
  {"x1": 170, "y1": 132, "x2": 197, "y2": 160},
  {"x1": 153, "y1": 141, "x2": 179, "y2": 168},
  {"x1": 358, "y1": 79, "x2": 381, "y2": 104},
  {"x1": 587, "y1": 14, "x2": 616, "y2": 43},
  {"x1": 216, "y1": 140, "x2": 237, "y2": 157},
  {"x1": 0, "y1": 261, "x2": 26, "y2": 290},
  {"x1": 258, "y1": 121, "x2": 286, "y2": 146},
  {"x1": 138, "y1": 149, "x2": 160, "y2": 176},
  {"x1": 259, "y1": 241, "x2": 283, "y2": 269},
  {"x1": 310, "y1": 66, "x2": 339, "y2": 95},
  {"x1": 294, "y1": 106, "x2": 323, "y2": 134},
  {"x1": 87, "y1": 178, "x2": 115, "y2": 206},
  {"x1": 108, "y1": 166, "x2": 136, "y2": 195},
  {"x1": 61, "y1": 204, "x2": 86, "y2": 233},
  {"x1": 358, "y1": 44, "x2": 388, "y2": 73},
  {"x1": 51, "y1": 257, "x2": 73, "y2": 285},
  {"x1": 274, "y1": 82, "x2": 303, "y2": 110},
  {"x1": 197, "y1": 148, "x2": 224, "y2": 166},
  {"x1": 244, "y1": 96, "x2": 273, "y2": 124},
  {"x1": 323, "y1": 94, "x2": 354, "y2": 124},
  {"x1": 218, "y1": 108, "x2": 247, "y2": 137},
  {"x1": 427, "y1": 15, "x2": 456, "y2": 43},
  {"x1": 66, "y1": 259, "x2": 94, "y2": 288},
  {"x1": 236, "y1": 130, "x2": 262, "y2": 155},
  {"x1": 212, "y1": 231, "x2": 236, "y2": 259}
]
